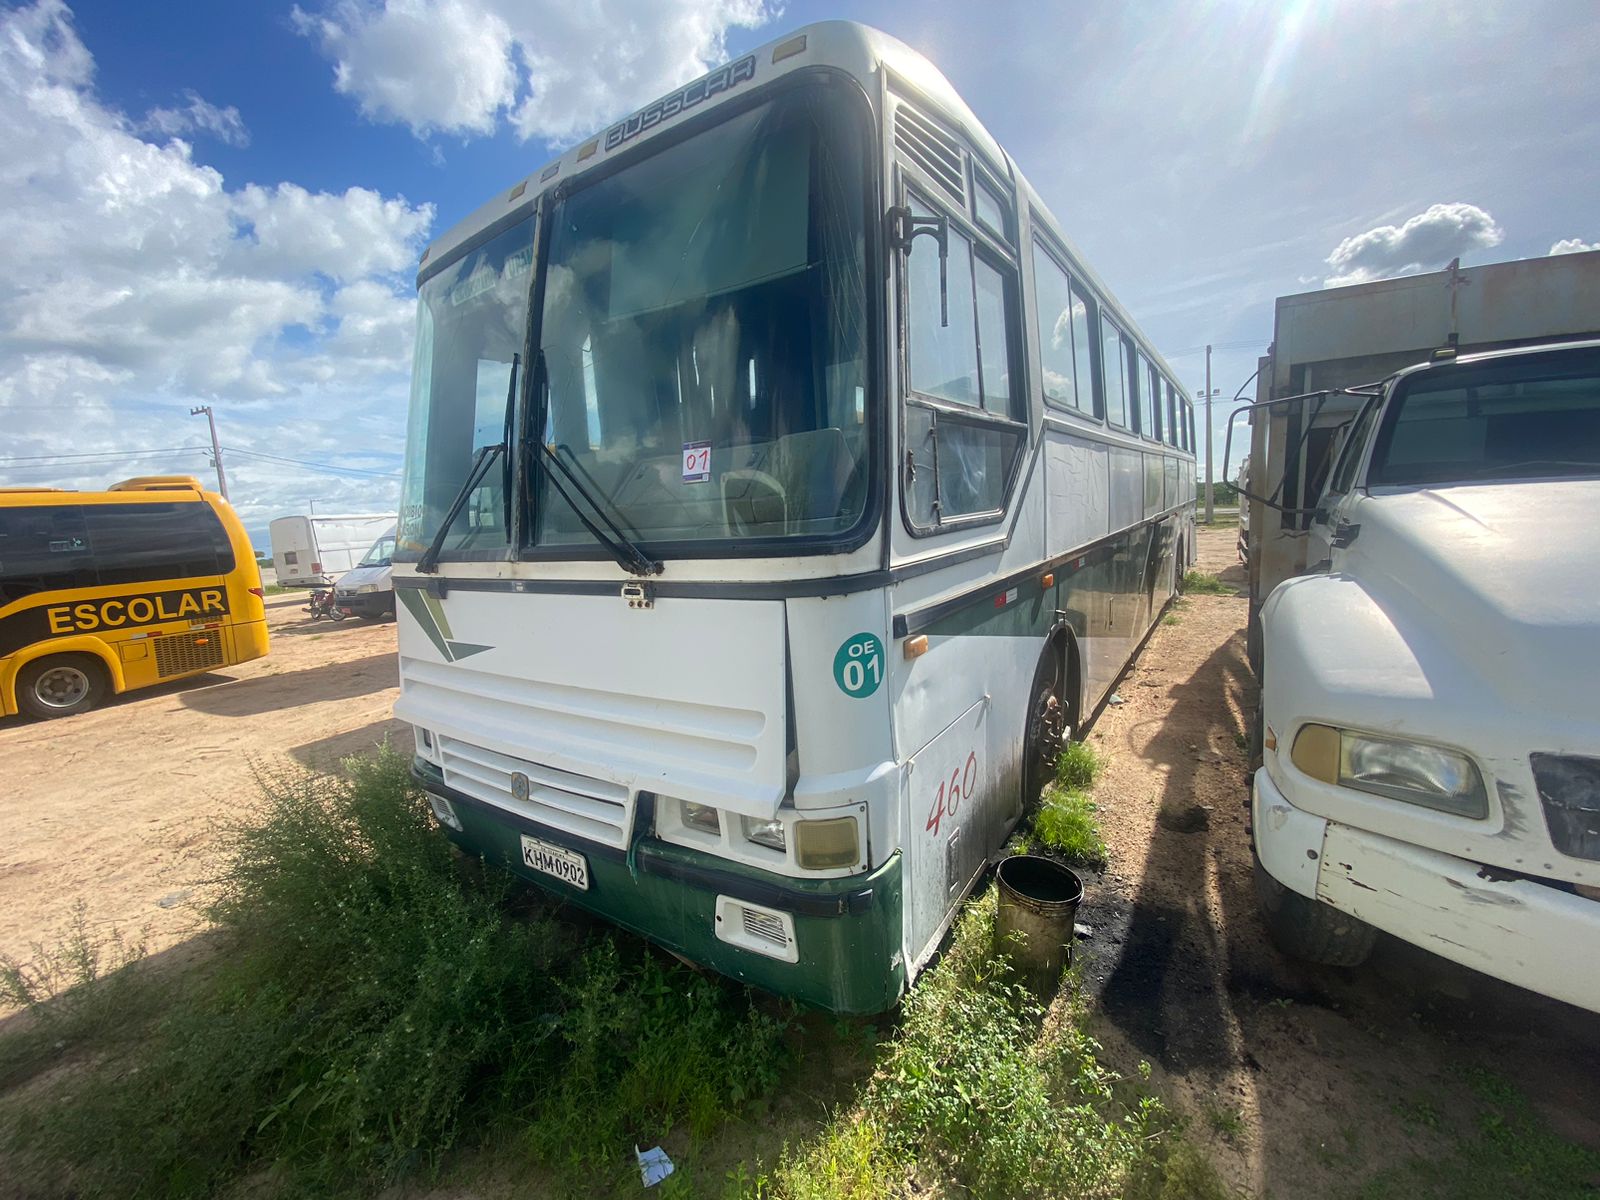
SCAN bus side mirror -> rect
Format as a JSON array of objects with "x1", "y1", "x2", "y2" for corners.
[{"x1": 889, "y1": 206, "x2": 949, "y2": 327}]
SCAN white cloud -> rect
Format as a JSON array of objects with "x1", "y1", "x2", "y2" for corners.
[
  {"x1": 138, "y1": 90, "x2": 249, "y2": 147},
  {"x1": 1323, "y1": 202, "x2": 1504, "y2": 287},
  {"x1": 0, "y1": 0, "x2": 430, "y2": 533},
  {"x1": 293, "y1": 0, "x2": 775, "y2": 144},
  {"x1": 1549, "y1": 237, "x2": 1599, "y2": 256}
]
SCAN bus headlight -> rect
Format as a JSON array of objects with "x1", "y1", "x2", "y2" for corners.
[
  {"x1": 681, "y1": 801, "x2": 721, "y2": 835},
  {"x1": 794, "y1": 817, "x2": 859, "y2": 869},
  {"x1": 1291, "y1": 723, "x2": 1487, "y2": 818},
  {"x1": 742, "y1": 816, "x2": 786, "y2": 852}
]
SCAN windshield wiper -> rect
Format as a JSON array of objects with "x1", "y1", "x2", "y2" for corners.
[
  {"x1": 416, "y1": 441, "x2": 504, "y2": 574},
  {"x1": 531, "y1": 349, "x2": 662, "y2": 577},
  {"x1": 417, "y1": 353, "x2": 523, "y2": 575}
]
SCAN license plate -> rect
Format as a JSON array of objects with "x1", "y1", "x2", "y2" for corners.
[{"x1": 520, "y1": 834, "x2": 589, "y2": 891}]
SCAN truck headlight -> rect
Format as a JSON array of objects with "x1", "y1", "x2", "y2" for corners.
[
  {"x1": 742, "y1": 816, "x2": 786, "y2": 852},
  {"x1": 794, "y1": 817, "x2": 859, "y2": 869},
  {"x1": 1291, "y1": 723, "x2": 1487, "y2": 818}
]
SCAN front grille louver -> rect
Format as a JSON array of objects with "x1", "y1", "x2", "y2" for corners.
[
  {"x1": 894, "y1": 103, "x2": 965, "y2": 202},
  {"x1": 154, "y1": 632, "x2": 224, "y2": 677}
]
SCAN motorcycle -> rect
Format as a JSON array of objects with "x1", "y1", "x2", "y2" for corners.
[{"x1": 305, "y1": 589, "x2": 347, "y2": 621}]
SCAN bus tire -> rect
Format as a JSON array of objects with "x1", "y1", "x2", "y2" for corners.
[
  {"x1": 1253, "y1": 852, "x2": 1377, "y2": 968},
  {"x1": 1023, "y1": 640, "x2": 1069, "y2": 808},
  {"x1": 16, "y1": 653, "x2": 108, "y2": 720}
]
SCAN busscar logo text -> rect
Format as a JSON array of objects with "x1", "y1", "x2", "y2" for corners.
[
  {"x1": 44, "y1": 587, "x2": 227, "y2": 635},
  {"x1": 604, "y1": 54, "x2": 758, "y2": 151}
]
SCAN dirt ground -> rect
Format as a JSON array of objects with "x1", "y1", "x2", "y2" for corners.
[
  {"x1": 1076, "y1": 527, "x2": 1600, "y2": 1197},
  {"x1": 0, "y1": 594, "x2": 405, "y2": 970}
]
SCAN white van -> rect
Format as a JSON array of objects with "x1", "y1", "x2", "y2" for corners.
[
  {"x1": 268, "y1": 513, "x2": 396, "y2": 588},
  {"x1": 332, "y1": 526, "x2": 396, "y2": 620}
]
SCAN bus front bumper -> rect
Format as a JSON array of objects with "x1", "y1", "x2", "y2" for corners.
[
  {"x1": 1253, "y1": 767, "x2": 1600, "y2": 1014},
  {"x1": 413, "y1": 762, "x2": 905, "y2": 1015}
]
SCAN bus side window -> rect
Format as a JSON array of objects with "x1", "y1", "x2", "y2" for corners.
[
  {"x1": 1031, "y1": 239, "x2": 1097, "y2": 417},
  {"x1": 1100, "y1": 320, "x2": 1130, "y2": 429},
  {"x1": 904, "y1": 197, "x2": 1025, "y2": 529},
  {"x1": 85, "y1": 503, "x2": 231, "y2": 588},
  {"x1": 0, "y1": 505, "x2": 94, "y2": 604}
]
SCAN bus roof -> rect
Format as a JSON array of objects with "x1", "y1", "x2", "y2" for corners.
[
  {"x1": 415, "y1": 19, "x2": 1187, "y2": 391},
  {"x1": 107, "y1": 476, "x2": 206, "y2": 493}
]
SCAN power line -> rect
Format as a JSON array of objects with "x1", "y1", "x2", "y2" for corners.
[{"x1": 221, "y1": 446, "x2": 402, "y2": 479}]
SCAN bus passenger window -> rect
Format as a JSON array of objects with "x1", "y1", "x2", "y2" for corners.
[
  {"x1": 1032, "y1": 241, "x2": 1095, "y2": 415},
  {"x1": 908, "y1": 205, "x2": 979, "y2": 406},
  {"x1": 1101, "y1": 321, "x2": 1129, "y2": 428}
]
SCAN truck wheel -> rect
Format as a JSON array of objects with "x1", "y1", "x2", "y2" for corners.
[
  {"x1": 1253, "y1": 852, "x2": 1377, "y2": 967},
  {"x1": 17, "y1": 654, "x2": 108, "y2": 719}
]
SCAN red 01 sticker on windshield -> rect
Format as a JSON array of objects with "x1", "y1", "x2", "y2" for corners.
[
  {"x1": 926, "y1": 749, "x2": 979, "y2": 839},
  {"x1": 682, "y1": 440, "x2": 712, "y2": 483}
]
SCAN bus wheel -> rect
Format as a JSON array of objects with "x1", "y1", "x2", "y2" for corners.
[
  {"x1": 1023, "y1": 647, "x2": 1068, "y2": 807},
  {"x1": 17, "y1": 654, "x2": 107, "y2": 719}
]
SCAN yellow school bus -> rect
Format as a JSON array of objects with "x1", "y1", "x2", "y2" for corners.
[{"x1": 0, "y1": 476, "x2": 269, "y2": 719}]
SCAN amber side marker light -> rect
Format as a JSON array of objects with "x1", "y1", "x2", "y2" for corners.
[
  {"x1": 1040, "y1": 572, "x2": 1054, "y2": 588},
  {"x1": 904, "y1": 634, "x2": 929, "y2": 660}
]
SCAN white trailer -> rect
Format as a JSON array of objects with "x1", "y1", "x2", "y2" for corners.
[{"x1": 268, "y1": 513, "x2": 397, "y2": 588}]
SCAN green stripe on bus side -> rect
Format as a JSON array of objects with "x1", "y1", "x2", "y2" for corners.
[
  {"x1": 398, "y1": 587, "x2": 451, "y2": 658},
  {"x1": 917, "y1": 523, "x2": 1157, "y2": 643}
]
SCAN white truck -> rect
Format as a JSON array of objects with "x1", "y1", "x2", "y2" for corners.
[
  {"x1": 268, "y1": 513, "x2": 397, "y2": 588},
  {"x1": 1236, "y1": 253, "x2": 1600, "y2": 1013}
]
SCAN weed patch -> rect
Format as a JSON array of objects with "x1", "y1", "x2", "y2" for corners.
[
  {"x1": 754, "y1": 895, "x2": 1218, "y2": 1199},
  {"x1": 1181, "y1": 571, "x2": 1235, "y2": 595},
  {"x1": 1032, "y1": 790, "x2": 1108, "y2": 868},
  {"x1": 1, "y1": 751, "x2": 788, "y2": 1199},
  {"x1": 1055, "y1": 739, "x2": 1101, "y2": 791}
]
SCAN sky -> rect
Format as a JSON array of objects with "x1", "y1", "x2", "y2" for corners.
[{"x1": 2, "y1": 0, "x2": 1597, "y2": 545}]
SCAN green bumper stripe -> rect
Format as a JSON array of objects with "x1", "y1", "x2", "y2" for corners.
[{"x1": 419, "y1": 766, "x2": 904, "y2": 1014}]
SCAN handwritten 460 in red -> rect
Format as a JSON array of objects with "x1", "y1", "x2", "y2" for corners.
[{"x1": 926, "y1": 750, "x2": 978, "y2": 838}]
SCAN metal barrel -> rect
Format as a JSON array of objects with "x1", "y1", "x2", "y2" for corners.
[{"x1": 993, "y1": 854, "x2": 1083, "y2": 998}]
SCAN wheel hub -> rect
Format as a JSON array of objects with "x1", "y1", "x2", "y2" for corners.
[
  {"x1": 1032, "y1": 691, "x2": 1065, "y2": 766},
  {"x1": 35, "y1": 665, "x2": 90, "y2": 709}
]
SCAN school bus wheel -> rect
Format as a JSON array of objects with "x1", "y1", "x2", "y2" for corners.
[{"x1": 16, "y1": 653, "x2": 109, "y2": 720}]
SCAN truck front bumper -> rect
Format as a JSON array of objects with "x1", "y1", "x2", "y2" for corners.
[
  {"x1": 413, "y1": 761, "x2": 905, "y2": 1015},
  {"x1": 1253, "y1": 767, "x2": 1600, "y2": 1014}
]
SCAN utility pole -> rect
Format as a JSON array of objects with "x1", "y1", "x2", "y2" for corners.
[
  {"x1": 189, "y1": 405, "x2": 229, "y2": 500},
  {"x1": 1200, "y1": 346, "x2": 1216, "y2": 524}
]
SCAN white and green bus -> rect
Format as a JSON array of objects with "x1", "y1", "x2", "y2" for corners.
[{"x1": 395, "y1": 22, "x2": 1197, "y2": 1013}]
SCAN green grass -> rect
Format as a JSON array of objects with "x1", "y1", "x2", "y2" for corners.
[
  {"x1": 1055, "y1": 739, "x2": 1102, "y2": 791},
  {"x1": 1204, "y1": 1102, "x2": 1246, "y2": 1143},
  {"x1": 0, "y1": 751, "x2": 789, "y2": 1199},
  {"x1": 1356, "y1": 1067, "x2": 1600, "y2": 1200},
  {"x1": 263, "y1": 583, "x2": 291, "y2": 596},
  {"x1": 1026, "y1": 741, "x2": 1107, "y2": 868},
  {"x1": 1032, "y1": 790, "x2": 1108, "y2": 869},
  {"x1": 1181, "y1": 571, "x2": 1236, "y2": 595},
  {"x1": 751, "y1": 893, "x2": 1220, "y2": 1200}
]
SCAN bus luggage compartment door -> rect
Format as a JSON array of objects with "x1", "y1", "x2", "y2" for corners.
[{"x1": 904, "y1": 697, "x2": 990, "y2": 971}]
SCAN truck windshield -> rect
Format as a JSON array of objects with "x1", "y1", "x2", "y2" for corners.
[
  {"x1": 1368, "y1": 349, "x2": 1600, "y2": 487},
  {"x1": 533, "y1": 79, "x2": 871, "y2": 551}
]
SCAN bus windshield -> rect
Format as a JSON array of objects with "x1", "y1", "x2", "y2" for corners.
[
  {"x1": 397, "y1": 77, "x2": 871, "y2": 562},
  {"x1": 535, "y1": 81, "x2": 870, "y2": 550}
]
